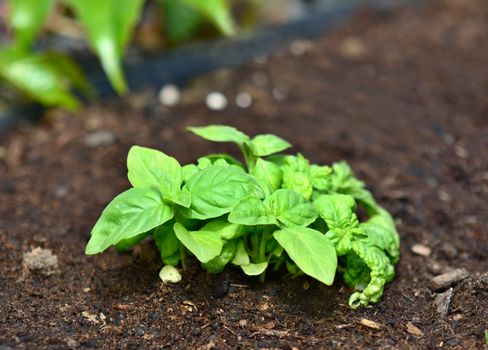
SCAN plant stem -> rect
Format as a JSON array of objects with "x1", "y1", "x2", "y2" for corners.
[
  {"x1": 180, "y1": 245, "x2": 187, "y2": 271},
  {"x1": 258, "y1": 226, "x2": 271, "y2": 283}
]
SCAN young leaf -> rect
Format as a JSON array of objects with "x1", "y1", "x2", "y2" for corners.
[
  {"x1": 181, "y1": 0, "x2": 236, "y2": 36},
  {"x1": 250, "y1": 134, "x2": 291, "y2": 157},
  {"x1": 115, "y1": 230, "x2": 151, "y2": 253},
  {"x1": 67, "y1": 0, "x2": 144, "y2": 93},
  {"x1": 182, "y1": 164, "x2": 199, "y2": 183},
  {"x1": 228, "y1": 197, "x2": 277, "y2": 226},
  {"x1": 251, "y1": 158, "x2": 282, "y2": 191},
  {"x1": 173, "y1": 223, "x2": 223, "y2": 263},
  {"x1": 186, "y1": 165, "x2": 264, "y2": 219},
  {"x1": 127, "y1": 146, "x2": 184, "y2": 204},
  {"x1": 314, "y1": 194, "x2": 358, "y2": 230},
  {"x1": 187, "y1": 125, "x2": 249, "y2": 144},
  {"x1": 274, "y1": 227, "x2": 337, "y2": 285},
  {"x1": 86, "y1": 188, "x2": 174, "y2": 254},
  {"x1": 282, "y1": 171, "x2": 313, "y2": 200},
  {"x1": 265, "y1": 189, "x2": 317, "y2": 227},
  {"x1": 241, "y1": 262, "x2": 268, "y2": 276},
  {"x1": 9, "y1": 0, "x2": 54, "y2": 50}
]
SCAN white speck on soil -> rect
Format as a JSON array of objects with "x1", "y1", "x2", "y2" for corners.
[
  {"x1": 158, "y1": 84, "x2": 181, "y2": 107},
  {"x1": 22, "y1": 247, "x2": 59, "y2": 276},
  {"x1": 289, "y1": 39, "x2": 311, "y2": 56},
  {"x1": 235, "y1": 92, "x2": 252, "y2": 109},
  {"x1": 411, "y1": 244, "x2": 432, "y2": 257},
  {"x1": 205, "y1": 92, "x2": 227, "y2": 111},
  {"x1": 83, "y1": 130, "x2": 116, "y2": 148}
]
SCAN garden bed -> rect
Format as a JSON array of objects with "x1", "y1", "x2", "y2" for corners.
[{"x1": 1, "y1": 0, "x2": 487, "y2": 348}]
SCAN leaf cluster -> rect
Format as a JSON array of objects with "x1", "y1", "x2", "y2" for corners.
[
  {"x1": 1, "y1": 0, "x2": 237, "y2": 108},
  {"x1": 86, "y1": 125, "x2": 400, "y2": 309}
]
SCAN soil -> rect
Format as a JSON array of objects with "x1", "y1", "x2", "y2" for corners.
[{"x1": 1, "y1": 0, "x2": 488, "y2": 348}]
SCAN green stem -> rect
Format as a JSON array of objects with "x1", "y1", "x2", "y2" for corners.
[
  {"x1": 180, "y1": 245, "x2": 187, "y2": 271},
  {"x1": 258, "y1": 226, "x2": 271, "y2": 283}
]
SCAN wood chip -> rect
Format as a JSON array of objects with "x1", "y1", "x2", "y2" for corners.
[
  {"x1": 430, "y1": 268, "x2": 470, "y2": 291},
  {"x1": 406, "y1": 322, "x2": 423, "y2": 337},
  {"x1": 434, "y1": 288, "x2": 453, "y2": 317},
  {"x1": 411, "y1": 244, "x2": 432, "y2": 257},
  {"x1": 359, "y1": 318, "x2": 382, "y2": 330}
]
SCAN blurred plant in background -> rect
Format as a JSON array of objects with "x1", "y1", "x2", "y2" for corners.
[{"x1": 0, "y1": 0, "x2": 241, "y2": 110}]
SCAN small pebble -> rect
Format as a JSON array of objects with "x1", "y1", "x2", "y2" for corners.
[
  {"x1": 434, "y1": 288, "x2": 453, "y2": 317},
  {"x1": 158, "y1": 84, "x2": 181, "y2": 107},
  {"x1": 235, "y1": 92, "x2": 252, "y2": 108},
  {"x1": 22, "y1": 247, "x2": 59, "y2": 276},
  {"x1": 83, "y1": 131, "x2": 116, "y2": 148},
  {"x1": 411, "y1": 244, "x2": 431, "y2": 257},
  {"x1": 406, "y1": 322, "x2": 424, "y2": 337},
  {"x1": 430, "y1": 268, "x2": 470, "y2": 291},
  {"x1": 289, "y1": 40, "x2": 311, "y2": 56},
  {"x1": 205, "y1": 92, "x2": 227, "y2": 111},
  {"x1": 359, "y1": 318, "x2": 382, "y2": 330},
  {"x1": 340, "y1": 36, "x2": 367, "y2": 58}
]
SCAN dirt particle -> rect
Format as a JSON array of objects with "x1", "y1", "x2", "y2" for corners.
[
  {"x1": 411, "y1": 244, "x2": 432, "y2": 257},
  {"x1": 83, "y1": 131, "x2": 116, "y2": 148},
  {"x1": 359, "y1": 318, "x2": 382, "y2": 330},
  {"x1": 434, "y1": 288, "x2": 453, "y2": 318},
  {"x1": 430, "y1": 268, "x2": 470, "y2": 291},
  {"x1": 406, "y1": 322, "x2": 424, "y2": 337},
  {"x1": 22, "y1": 247, "x2": 59, "y2": 276},
  {"x1": 340, "y1": 36, "x2": 367, "y2": 58},
  {"x1": 81, "y1": 311, "x2": 99, "y2": 324}
]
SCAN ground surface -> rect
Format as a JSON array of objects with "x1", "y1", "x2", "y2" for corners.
[{"x1": 1, "y1": 0, "x2": 487, "y2": 348}]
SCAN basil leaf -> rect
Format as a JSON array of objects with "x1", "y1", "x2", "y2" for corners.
[
  {"x1": 251, "y1": 158, "x2": 282, "y2": 191},
  {"x1": 173, "y1": 223, "x2": 223, "y2": 263},
  {"x1": 201, "y1": 220, "x2": 244, "y2": 240},
  {"x1": 265, "y1": 189, "x2": 317, "y2": 227},
  {"x1": 182, "y1": 164, "x2": 199, "y2": 183},
  {"x1": 241, "y1": 262, "x2": 268, "y2": 276},
  {"x1": 154, "y1": 222, "x2": 180, "y2": 266},
  {"x1": 310, "y1": 164, "x2": 332, "y2": 191},
  {"x1": 202, "y1": 240, "x2": 238, "y2": 273},
  {"x1": 86, "y1": 188, "x2": 174, "y2": 254},
  {"x1": 188, "y1": 125, "x2": 249, "y2": 144},
  {"x1": 274, "y1": 227, "x2": 337, "y2": 285},
  {"x1": 229, "y1": 197, "x2": 277, "y2": 226},
  {"x1": 360, "y1": 223, "x2": 399, "y2": 263},
  {"x1": 115, "y1": 230, "x2": 151, "y2": 253},
  {"x1": 250, "y1": 134, "x2": 291, "y2": 157},
  {"x1": 282, "y1": 170, "x2": 313, "y2": 200},
  {"x1": 231, "y1": 240, "x2": 250, "y2": 266},
  {"x1": 186, "y1": 165, "x2": 264, "y2": 219},
  {"x1": 127, "y1": 146, "x2": 184, "y2": 204},
  {"x1": 314, "y1": 194, "x2": 358, "y2": 230}
]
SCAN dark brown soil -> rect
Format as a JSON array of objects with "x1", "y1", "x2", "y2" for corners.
[{"x1": 1, "y1": 0, "x2": 488, "y2": 348}]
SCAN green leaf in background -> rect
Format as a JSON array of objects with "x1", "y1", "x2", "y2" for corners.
[
  {"x1": 9, "y1": 0, "x2": 54, "y2": 50},
  {"x1": 231, "y1": 240, "x2": 250, "y2": 266},
  {"x1": 0, "y1": 49, "x2": 84, "y2": 110},
  {"x1": 250, "y1": 134, "x2": 292, "y2": 157},
  {"x1": 67, "y1": 0, "x2": 144, "y2": 94},
  {"x1": 182, "y1": 0, "x2": 236, "y2": 36},
  {"x1": 158, "y1": 0, "x2": 204, "y2": 43},
  {"x1": 200, "y1": 220, "x2": 244, "y2": 240},
  {"x1": 229, "y1": 197, "x2": 277, "y2": 226},
  {"x1": 265, "y1": 189, "x2": 318, "y2": 227},
  {"x1": 202, "y1": 240, "x2": 237, "y2": 273},
  {"x1": 185, "y1": 165, "x2": 264, "y2": 219},
  {"x1": 115, "y1": 230, "x2": 151, "y2": 253},
  {"x1": 251, "y1": 158, "x2": 282, "y2": 191},
  {"x1": 274, "y1": 227, "x2": 337, "y2": 285},
  {"x1": 174, "y1": 222, "x2": 223, "y2": 263},
  {"x1": 188, "y1": 125, "x2": 250, "y2": 145},
  {"x1": 85, "y1": 188, "x2": 174, "y2": 254}
]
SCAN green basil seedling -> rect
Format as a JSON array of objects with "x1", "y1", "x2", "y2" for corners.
[{"x1": 86, "y1": 124, "x2": 400, "y2": 309}]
